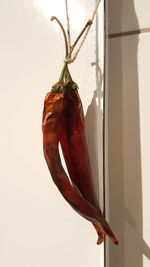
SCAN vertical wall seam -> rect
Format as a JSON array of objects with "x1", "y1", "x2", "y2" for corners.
[{"x1": 103, "y1": 0, "x2": 107, "y2": 266}]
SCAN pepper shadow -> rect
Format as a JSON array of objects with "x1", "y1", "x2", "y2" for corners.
[
  {"x1": 106, "y1": 0, "x2": 150, "y2": 266},
  {"x1": 85, "y1": 14, "x2": 104, "y2": 212}
]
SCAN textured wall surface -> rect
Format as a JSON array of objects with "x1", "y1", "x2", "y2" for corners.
[{"x1": 0, "y1": 1, "x2": 104, "y2": 267}]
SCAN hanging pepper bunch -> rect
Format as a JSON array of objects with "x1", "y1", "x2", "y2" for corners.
[{"x1": 42, "y1": 1, "x2": 118, "y2": 245}]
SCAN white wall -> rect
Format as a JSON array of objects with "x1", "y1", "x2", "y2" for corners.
[
  {"x1": 105, "y1": 0, "x2": 150, "y2": 266},
  {"x1": 0, "y1": 1, "x2": 104, "y2": 267}
]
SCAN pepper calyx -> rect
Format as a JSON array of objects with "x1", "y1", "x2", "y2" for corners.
[{"x1": 51, "y1": 80, "x2": 78, "y2": 94}]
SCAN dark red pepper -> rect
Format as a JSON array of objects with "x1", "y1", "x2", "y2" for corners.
[
  {"x1": 58, "y1": 67, "x2": 118, "y2": 244},
  {"x1": 42, "y1": 91, "x2": 107, "y2": 228},
  {"x1": 42, "y1": 67, "x2": 118, "y2": 245}
]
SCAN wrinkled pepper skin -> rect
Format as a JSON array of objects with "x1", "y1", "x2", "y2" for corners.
[
  {"x1": 60, "y1": 89, "x2": 98, "y2": 207},
  {"x1": 59, "y1": 87, "x2": 118, "y2": 245},
  {"x1": 59, "y1": 88, "x2": 104, "y2": 244},
  {"x1": 42, "y1": 92, "x2": 107, "y2": 226},
  {"x1": 42, "y1": 88, "x2": 118, "y2": 245}
]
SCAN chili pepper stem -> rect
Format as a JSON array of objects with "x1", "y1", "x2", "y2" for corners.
[
  {"x1": 58, "y1": 64, "x2": 73, "y2": 84},
  {"x1": 65, "y1": 0, "x2": 71, "y2": 53},
  {"x1": 58, "y1": 63, "x2": 67, "y2": 83},
  {"x1": 51, "y1": 16, "x2": 68, "y2": 58},
  {"x1": 65, "y1": 20, "x2": 92, "y2": 64}
]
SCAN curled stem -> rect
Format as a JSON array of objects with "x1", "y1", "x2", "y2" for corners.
[
  {"x1": 51, "y1": 16, "x2": 68, "y2": 58},
  {"x1": 51, "y1": 0, "x2": 101, "y2": 81},
  {"x1": 65, "y1": 0, "x2": 101, "y2": 63},
  {"x1": 58, "y1": 19, "x2": 93, "y2": 80}
]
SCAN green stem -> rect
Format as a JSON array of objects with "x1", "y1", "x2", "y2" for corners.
[
  {"x1": 58, "y1": 63, "x2": 67, "y2": 83},
  {"x1": 58, "y1": 63, "x2": 73, "y2": 83}
]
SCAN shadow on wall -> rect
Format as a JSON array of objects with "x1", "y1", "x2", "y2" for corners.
[
  {"x1": 106, "y1": 0, "x2": 150, "y2": 267},
  {"x1": 85, "y1": 13, "x2": 104, "y2": 211}
]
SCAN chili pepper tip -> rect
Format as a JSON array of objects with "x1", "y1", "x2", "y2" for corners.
[{"x1": 113, "y1": 239, "x2": 119, "y2": 245}]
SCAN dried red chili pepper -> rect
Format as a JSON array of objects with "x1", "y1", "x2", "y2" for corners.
[
  {"x1": 42, "y1": 90, "x2": 107, "y2": 229},
  {"x1": 59, "y1": 67, "x2": 118, "y2": 245},
  {"x1": 41, "y1": 0, "x2": 119, "y2": 246},
  {"x1": 42, "y1": 67, "x2": 118, "y2": 245}
]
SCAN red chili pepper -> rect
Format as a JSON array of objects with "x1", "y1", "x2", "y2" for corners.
[
  {"x1": 59, "y1": 89, "x2": 104, "y2": 244},
  {"x1": 58, "y1": 67, "x2": 118, "y2": 244},
  {"x1": 42, "y1": 91, "x2": 107, "y2": 228},
  {"x1": 42, "y1": 69, "x2": 118, "y2": 245}
]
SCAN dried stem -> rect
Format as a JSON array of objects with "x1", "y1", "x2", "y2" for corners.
[
  {"x1": 91, "y1": 0, "x2": 101, "y2": 21},
  {"x1": 70, "y1": 20, "x2": 92, "y2": 56},
  {"x1": 51, "y1": 0, "x2": 101, "y2": 83},
  {"x1": 65, "y1": 0, "x2": 101, "y2": 63},
  {"x1": 58, "y1": 20, "x2": 92, "y2": 81},
  {"x1": 65, "y1": 0, "x2": 71, "y2": 53},
  {"x1": 51, "y1": 16, "x2": 68, "y2": 58}
]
